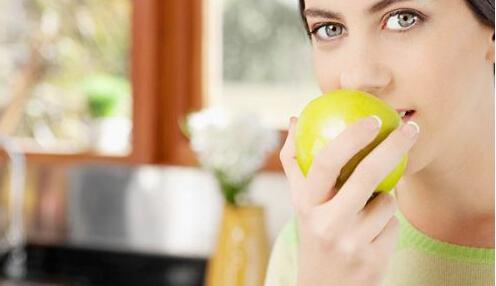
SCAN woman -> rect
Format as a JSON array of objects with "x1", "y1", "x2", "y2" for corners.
[{"x1": 265, "y1": 0, "x2": 494, "y2": 285}]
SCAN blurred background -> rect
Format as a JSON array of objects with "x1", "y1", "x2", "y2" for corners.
[{"x1": 0, "y1": 0, "x2": 320, "y2": 285}]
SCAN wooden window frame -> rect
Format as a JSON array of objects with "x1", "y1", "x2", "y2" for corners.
[
  {"x1": 154, "y1": 0, "x2": 285, "y2": 172},
  {"x1": 18, "y1": 0, "x2": 286, "y2": 172}
]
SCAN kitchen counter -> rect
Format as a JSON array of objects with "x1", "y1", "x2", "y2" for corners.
[
  {"x1": 0, "y1": 280, "x2": 65, "y2": 286},
  {"x1": 0, "y1": 243, "x2": 207, "y2": 286}
]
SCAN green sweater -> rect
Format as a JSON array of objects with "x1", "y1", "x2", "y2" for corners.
[{"x1": 265, "y1": 210, "x2": 495, "y2": 286}]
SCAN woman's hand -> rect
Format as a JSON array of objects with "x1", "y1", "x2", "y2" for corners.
[{"x1": 280, "y1": 116, "x2": 419, "y2": 286}]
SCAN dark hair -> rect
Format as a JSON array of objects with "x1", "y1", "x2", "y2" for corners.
[
  {"x1": 298, "y1": 0, "x2": 495, "y2": 35},
  {"x1": 465, "y1": 0, "x2": 495, "y2": 28}
]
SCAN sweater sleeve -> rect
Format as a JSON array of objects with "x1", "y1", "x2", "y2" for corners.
[{"x1": 264, "y1": 217, "x2": 299, "y2": 286}]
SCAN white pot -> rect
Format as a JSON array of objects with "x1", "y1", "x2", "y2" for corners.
[{"x1": 89, "y1": 117, "x2": 131, "y2": 155}]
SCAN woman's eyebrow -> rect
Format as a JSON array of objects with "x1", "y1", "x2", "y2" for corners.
[
  {"x1": 303, "y1": 8, "x2": 344, "y2": 21},
  {"x1": 304, "y1": 0, "x2": 422, "y2": 21},
  {"x1": 369, "y1": 0, "x2": 417, "y2": 14}
]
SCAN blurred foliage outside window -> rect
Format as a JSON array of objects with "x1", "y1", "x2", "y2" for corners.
[
  {"x1": 206, "y1": 0, "x2": 320, "y2": 129},
  {"x1": 0, "y1": 0, "x2": 131, "y2": 155}
]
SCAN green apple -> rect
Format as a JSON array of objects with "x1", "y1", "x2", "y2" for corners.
[{"x1": 295, "y1": 89, "x2": 408, "y2": 194}]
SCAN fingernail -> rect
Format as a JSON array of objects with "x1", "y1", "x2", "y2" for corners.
[
  {"x1": 363, "y1": 115, "x2": 382, "y2": 131},
  {"x1": 401, "y1": 121, "x2": 420, "y2": 138}
]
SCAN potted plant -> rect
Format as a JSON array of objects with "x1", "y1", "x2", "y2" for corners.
[{"x1": 83, "y1": 73, "x2": 131, "y2": 154}]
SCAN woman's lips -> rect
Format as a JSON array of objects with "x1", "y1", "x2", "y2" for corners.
[{"x1": 396, "y1": 109, "x2": 416, "y2": 123}]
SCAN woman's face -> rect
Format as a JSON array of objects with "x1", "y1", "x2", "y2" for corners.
[{"x1": 303, "y1": 0, "x2": 494, "y2": 175}]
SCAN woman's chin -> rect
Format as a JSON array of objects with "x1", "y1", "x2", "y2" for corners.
[{"x1": 404, "y1": 151, "x2": 421, "y2": 176}]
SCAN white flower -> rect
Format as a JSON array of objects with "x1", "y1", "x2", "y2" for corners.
[{"x1": 186, "y1": 107, "x2": 279, "y2": 187}]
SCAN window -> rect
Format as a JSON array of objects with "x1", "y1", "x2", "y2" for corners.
[
  {"x1": 0, "y1": 0, "x2": 132, "y2": 156},
  {"x1": 204, "y1": 0, "x2": 320, "y2": 130},
  {"x1": 0, "y1": 0, "x2": 289, "y2": 170}
]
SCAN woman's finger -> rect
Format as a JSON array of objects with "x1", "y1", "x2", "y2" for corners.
[
  {"x1": 353, "y1": 193, "x2": 398, "y2": 243},
  {"x1": 305, "y1": 116, "x2": 382, "y2": 207},
  {"x1": 330, "y1": 121, "x2": 419, "y2": 216},
  {"x1": 370, "y1": 215, "x2": 401, "y2": 262},
  {"x1": 280, "y1": 117, "x2": 306, "y2": 207}
]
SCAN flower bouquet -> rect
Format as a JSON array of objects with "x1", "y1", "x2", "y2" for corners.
[{"x1": 184, "y1": 107, "x2": 279, "y2": 205}]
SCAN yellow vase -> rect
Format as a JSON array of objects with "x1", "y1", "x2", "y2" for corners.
[{"x1": 205, "y1": 204, "x2": 269, "y2": 286}]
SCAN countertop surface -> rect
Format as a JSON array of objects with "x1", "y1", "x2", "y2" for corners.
[
  {"x1": 0, "y1": 280, "x2": 66, "y2": 286},
  {"x1": 0, "y1": 243, "x2": 207, "y2": 286}
]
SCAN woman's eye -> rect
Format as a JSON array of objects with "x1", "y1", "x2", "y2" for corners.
[
  {"x1": 384, "y1": 11, "x2": 420, "y2": 31},
  {"x1": 311, "y1": 23, "x2": 345, "y2": 41}
]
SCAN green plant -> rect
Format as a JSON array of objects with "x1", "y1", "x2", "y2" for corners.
[{"x1": 84, "y1": 73, "x2": 130, "y2": 119}]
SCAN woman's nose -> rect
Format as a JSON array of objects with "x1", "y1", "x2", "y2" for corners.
[{"x1": 339, "y1": 64, "x2": 392, "y2": 95}]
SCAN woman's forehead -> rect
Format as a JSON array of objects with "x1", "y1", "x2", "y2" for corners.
[{"x1": 304, "y1": 0, "x2": 435, "y2": 12}]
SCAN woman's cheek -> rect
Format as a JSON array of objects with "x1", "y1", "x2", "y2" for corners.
[
  {"x1": 313, "y1": 52, "x2": 343, "y2": 92},
  {"x1": 313, "y1": 56, "x2": 332, "y2": 92},
  {"x1": 316, "y1": 70, "x2": 335, "y2": 92}
]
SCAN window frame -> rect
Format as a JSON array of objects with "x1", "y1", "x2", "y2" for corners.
[
  {"x1": 18, "y1": 0, "x2": 161, "y2": 165},
  {"x1": 18, "y1": 0, "x2": 285, "y2": 172}
]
